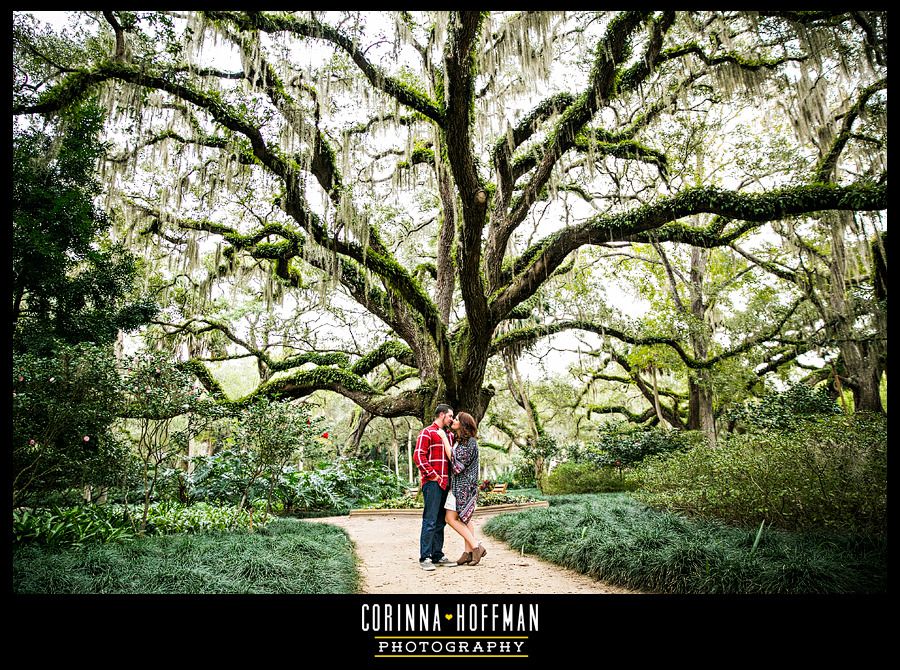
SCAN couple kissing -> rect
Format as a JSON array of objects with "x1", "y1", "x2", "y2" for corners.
[{"x1": 413, "y1": 404, "x2": 486, "y2": 571}]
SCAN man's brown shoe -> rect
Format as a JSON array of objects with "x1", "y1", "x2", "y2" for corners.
[
  {"x1": 457, "y1": 552, "x2": 472, "y2": 565},
  {"x1": 469, "y1": 545, "x2": 487, "y2": 566}
]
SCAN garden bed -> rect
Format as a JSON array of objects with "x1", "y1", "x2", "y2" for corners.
[{"x1": 349, "y1": 500, "x2": 549, "y2": 516}]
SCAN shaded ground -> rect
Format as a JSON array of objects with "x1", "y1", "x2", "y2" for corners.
[{"x1": 309, "y1": 509, "x2": 639, "y2": 594}]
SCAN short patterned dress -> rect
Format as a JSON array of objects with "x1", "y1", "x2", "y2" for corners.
[{"x1": 449, "y1": 436, "x2": 479, "y2": 524}]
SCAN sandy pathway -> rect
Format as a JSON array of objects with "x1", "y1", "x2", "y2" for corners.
[{"x1": 308, "y1": 510, "x2": 638, "y2": 594}]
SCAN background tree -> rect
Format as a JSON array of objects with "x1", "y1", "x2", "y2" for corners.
[
  {"x1": 117, "y1": 351, "x2": 221, "y2": 532},
  {"x1": 12, "y1": 97, "x2": 158, "y2": 505},
  {"x1": 12, "y1": 100, "x2": 156, "y2": 354},
  {"x1": 230, "y1": 396, "x2": 320, "y2": 516},
  {"x1": 13, "y1": 11, "x2": 886, "y2": 442}
]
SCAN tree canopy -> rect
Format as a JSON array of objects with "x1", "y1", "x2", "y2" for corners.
[{"x1": 13, "y1": 11, "x2": 887, "y2": 439}]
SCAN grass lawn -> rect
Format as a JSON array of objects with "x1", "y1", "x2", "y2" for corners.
[
  {"x1": 13, "y1": 517, "x2": 359, "y2": 594},
  {"x1": 483, "y1": 492, "x2": 886, "y2": 594}
]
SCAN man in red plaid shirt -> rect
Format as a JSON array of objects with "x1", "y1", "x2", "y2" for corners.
[{"x1": 413, "y1": 403, "x2": 455, "y2": 570}]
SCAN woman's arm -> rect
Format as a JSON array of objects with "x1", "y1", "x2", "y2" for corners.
[
  {"x1": 436, "y1": 429, "x2": 452, "y2": 458},
  {"x1": 451, "y1": 437, "x2": 476, "y2": 475}
]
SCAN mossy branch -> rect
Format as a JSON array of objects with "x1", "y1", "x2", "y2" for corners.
[
  {"x1": 585, "y1": 404, "x2": 657, "y2": 424},
  {"x1": 616, "y1": 11, "x2": 677, "y2": 94},
  {"x1": 660, "y1": 43, "x2": 808, "y2": 72},
  {"x1": 493, "y1": 180, "x2": 887, "y2": 319},
  {"x1": 585, "y1": 372, "x2": 687, "y2": 399},
  {"x1": 350, "y1": 340, "x2": 416, "y2": 376},
  {"x1": 242, "y1": 367, "x2": 423, "y2": 417},
  {"x1": 203, "y1": 11, "x2": 445, "y2": 125},
  {"x1": 489, "y1": 298, "x2": 807, "y2": 371},
  {"x1": 154, "y1": 317, "x2": 351, "y2": 373},
  {"x1": 572, "y1": 136, "x2": 669, "y2": 179},
  {"x1": 105, "y1": 129, "x2": 237, "y2": 164},
  {"x1": 487, "y1": 11, "x2": 650, "y2": 278},
  {"x1": 492, "y1": 92, "x2": 577, "y2": 202},
  {"x1": 13, "y1": 60, "x2": 295, "y2": 181},
  {"x1": 179, "y1": 358, "x2": 228, "y2": 401},
  {"x1": 813, "y1": 78, "x2": 887, "y2": 183}
]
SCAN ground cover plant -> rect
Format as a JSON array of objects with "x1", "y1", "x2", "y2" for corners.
[
  {"x1": 13, "y1": 517, "x2": 358, "y2": 594},
  {"x1": 481, "y1": 493, "x2": 886, "y2": 593}
]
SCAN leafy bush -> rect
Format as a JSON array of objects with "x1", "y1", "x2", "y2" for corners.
[
  {"x1": 362, "y1": 496, "x2": 424, "y2": 510},
  {"x1": 477, "y1": 491, "x2": 537, "y2": 506},
  {"x1": 724, "y1": 382, "x2": 841, "y2": 431},
  {"x1": 544, "y1": 461, "x2": 638, "y2": 494},
  {"x1": 584, "y1": 426, "x2": 702, "y2": 467},
  {"x1": 139, "y1": 501, "x2": 256, "y2": 535},
  {"x1": 13, "y1": 342, "x2": 127, "y2": 505},
  {"x1": 363, "y1": 491, "x2": 540, "y2": 510},
  {"x1": 506, "y1": 456, "x2": 537, "y2": 489},
  {"x1": 13, "y1": 502, "x2": 259, "y2": 548},
  {"x1": 187, "y1": 448, "x2": 266, "y2": 504},
  {"x1": 13, "y1": 505, "x2": 135, "y2": 548},
  {"x1": 276, "y1": 458, "x2": 406, "y2": 515},
  {"x1": 632, "y1": 413, "x2": 887, "y2": 535}
]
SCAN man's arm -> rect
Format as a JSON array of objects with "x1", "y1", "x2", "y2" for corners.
[{"x1": 413, "y1": 429, "x2": 438, "y2": 481}]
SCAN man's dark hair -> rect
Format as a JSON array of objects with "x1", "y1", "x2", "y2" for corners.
[{"x1": 434, "y1": 403, "x2": 453, "y2": 418}]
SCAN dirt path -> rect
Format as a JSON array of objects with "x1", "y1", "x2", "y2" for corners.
[{"x1": 308, "y1": 510, "x2": 638, "y2": 594}]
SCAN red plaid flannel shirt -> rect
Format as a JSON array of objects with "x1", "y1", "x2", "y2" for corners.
[{"x1": 413, "y1": 423, "x2": 454, "y2": 490}]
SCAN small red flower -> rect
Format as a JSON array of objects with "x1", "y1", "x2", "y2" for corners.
[{"x1": 321, "y1": 432, "x2": 329, "y2": 439}]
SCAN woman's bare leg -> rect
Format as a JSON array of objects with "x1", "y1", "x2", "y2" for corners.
[
  {"x1": 465, "y1": 519, "x2": 478, "y2": 549},
  {"x1": 445, "y1": 510, "x2": 476, "y2": 552}
]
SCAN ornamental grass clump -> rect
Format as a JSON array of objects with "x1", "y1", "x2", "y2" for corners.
[
  {"x1": 482, "y1": 493, "x2": 885, "y2": 593},
  {"x1": 13, "y1": 518, "x2": 358, "y2": 594}
]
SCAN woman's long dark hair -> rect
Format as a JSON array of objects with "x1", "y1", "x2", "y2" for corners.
[{"x1": 455, "y1": 412, "x2": 478, "y2": 441}]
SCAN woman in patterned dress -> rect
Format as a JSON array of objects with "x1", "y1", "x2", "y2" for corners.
[{"x1": 437, "y1": 412, "x2": 486, "y2": 566}]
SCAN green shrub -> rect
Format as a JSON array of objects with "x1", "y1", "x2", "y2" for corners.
[
  {"x1": 544, "y1": 461, "x2": 638, "y2": 494},
  {"x1": 141, "y1": 501, "x2": 255, "y2": 535},
  {"x1": 277, "y1": 457, "x2": 406, "y2": 515},
  {"x1": 508, "y1": 456, "x2": 538, "y2": 489},
  {"x1": 13, "y1": 505, "x2": 135, "y2": 548},
  {"x1": 632, "y1": 413, "x2": 886, "y2": 535},
  {"x1": 585, "y1": 427, "x2": 702, "y2": 467},
  {"x1": 477, "y1": 491, "x2": 538, "y2": 506},
  {"x1": 178, "y1": 454, "x2": 404, "y2": 516},
  {"x1": 13, "y1": 501, "x2": 259, "y2": 548},
  {"x1": 13, "y1": 342, "x2": 127, "y2": 506},
  {"x1": 362, "y1": 491, "x2": 540, "y2": 510},
  {"x1": 724, "y1": 382, "x2": 841, "y2": 431},
  {"x1": 187, "y1": 448, "x2": 265, "y2": 504}
]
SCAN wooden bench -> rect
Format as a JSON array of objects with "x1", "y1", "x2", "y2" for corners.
[{"x1": 490, "y1": 482, "x2": 508, "y2": 494}]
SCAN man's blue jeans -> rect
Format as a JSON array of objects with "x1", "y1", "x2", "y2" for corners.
[{"x1": 419, "y1": 480, "x2": 449, "y2": 562}]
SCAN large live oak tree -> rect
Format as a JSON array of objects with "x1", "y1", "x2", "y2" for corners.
[{"x1": 13, "y1": 11, "x2": 886, "y2": 425}]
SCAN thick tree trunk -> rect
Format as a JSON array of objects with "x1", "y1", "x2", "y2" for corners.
[
  {"x1": 435, "y1": 158, "x2": 457, "y2": 324},
  {"x1": 846, "y1": 345, "x2": 885, "y2": 413},
  {"x1": 852, "y1": 367, "x2": 884, "y2": 413},
  {"x1": 687, "y1": 376, "x2": 701, "y2": 430},
  {"x1": 827, "y1": 212, "x2": 886, "y2": 414},
  {"x1": 687, "y1": 248, "x2": 717, "y2": 445}
]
